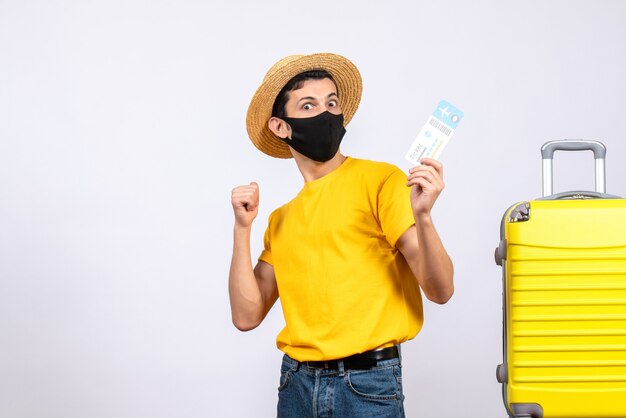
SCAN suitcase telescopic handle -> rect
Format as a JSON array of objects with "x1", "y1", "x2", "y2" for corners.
[{"x1": 540, "y1": 139, "x2": 607, "y2": 197}]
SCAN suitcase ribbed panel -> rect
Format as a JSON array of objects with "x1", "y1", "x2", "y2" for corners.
[{"x1": 505, "y1": 199, "x2": 626, "y2": 418}]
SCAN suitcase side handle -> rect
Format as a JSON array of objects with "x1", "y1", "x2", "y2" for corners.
[{"x1": 541, "y1": 139, "x2": 607, "y2": 197}]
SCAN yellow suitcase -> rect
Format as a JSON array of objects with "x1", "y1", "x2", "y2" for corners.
[{"x1": 495, "y1": 140, "x2": 626, "y2": 418}]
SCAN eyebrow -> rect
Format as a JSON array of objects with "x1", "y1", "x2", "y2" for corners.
[{"x1": 296, "y1": 92, "x2": 339, "y2": 104}]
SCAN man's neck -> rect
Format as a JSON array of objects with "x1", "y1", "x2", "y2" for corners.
[{"x1": 293, "y1": 152, "x2": 347, "y2": 183}]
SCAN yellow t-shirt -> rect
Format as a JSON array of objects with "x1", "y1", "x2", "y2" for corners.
[{"x1": 259, "y1": 157, "x2": 423, "y2": 361}]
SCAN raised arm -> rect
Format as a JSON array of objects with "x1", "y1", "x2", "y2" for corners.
[
  {"x1": 229, "y1": 182, "x2": 278, "y2": 331},
  {"x1": 397, "y1": 159, "x2": 454, "y2": 304}
]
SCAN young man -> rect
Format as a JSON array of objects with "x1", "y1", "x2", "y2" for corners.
[{"x1": 229, "y1": 53, "x2": 453, "y2": 417}]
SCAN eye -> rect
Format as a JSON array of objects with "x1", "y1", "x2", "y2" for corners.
[
  {"x1": 302, "y1": 103, "x2": 313, "y2": 110},
  {"x1": 328, "y1": 100, "x2": 339, "y2": 108}
]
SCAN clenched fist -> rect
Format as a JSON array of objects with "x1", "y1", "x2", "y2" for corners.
[{"x1": 231, "y1": 182, "x2": 260, "y2": 228}]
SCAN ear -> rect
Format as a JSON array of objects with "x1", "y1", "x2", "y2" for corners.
[{"x1": 268, "y1": 117, "x2": 292, "y2": 140}]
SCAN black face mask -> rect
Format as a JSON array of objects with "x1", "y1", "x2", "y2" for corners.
[{"x1": 279, "y1": 111, "x2": 346, "y2": 162}]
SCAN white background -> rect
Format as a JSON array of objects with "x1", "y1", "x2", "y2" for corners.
[{"x1": 1, "y1": 1, "x2": 626, "y2": 417}]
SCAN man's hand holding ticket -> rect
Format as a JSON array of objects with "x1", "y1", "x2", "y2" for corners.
[{"x1": 405, "y1": 100, "x2": 464, "y2": 165}]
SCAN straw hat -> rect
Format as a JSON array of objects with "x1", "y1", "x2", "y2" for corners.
[{"x1": 246, "y1": 53, "x2": 362, "y2": 158}]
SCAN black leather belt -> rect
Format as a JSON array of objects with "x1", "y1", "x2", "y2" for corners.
[{"x1": 303, "y1": 346, "x2": 399, "y2": 370}]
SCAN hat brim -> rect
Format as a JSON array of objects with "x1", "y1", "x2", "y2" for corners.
[{"x1": 246, "y1": 53, "x2": 362, "y2": 159}]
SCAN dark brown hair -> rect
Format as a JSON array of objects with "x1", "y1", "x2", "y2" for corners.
[{"x1": 271, "y1": 70, "x2": 335, "y2": 118}]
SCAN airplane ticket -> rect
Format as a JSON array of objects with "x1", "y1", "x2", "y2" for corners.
[{"x1": 405, "y1": 100, "x2": 464, "y2": 166}]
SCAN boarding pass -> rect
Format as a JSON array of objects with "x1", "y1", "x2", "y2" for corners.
[{"x1": 405, "y1": 100, "x2": 464, "y2": 165}]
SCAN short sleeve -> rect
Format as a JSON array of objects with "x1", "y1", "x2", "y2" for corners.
[
  {"x1": 258, "y1": 222, "x2": 273, "y2": 266},
  {"x1": 377, "y1": 167, "x2": 415, "y2": 247}
]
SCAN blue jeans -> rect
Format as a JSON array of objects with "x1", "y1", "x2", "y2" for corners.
[{"x1": 277, "y1": 353, "x2": 405, "y2": 418}]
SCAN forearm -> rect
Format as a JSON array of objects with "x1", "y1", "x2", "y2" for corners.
[
  {"x1": 228, "y1": 225, "x2": 264, "y2": 330},
  {"x1": 413, "y1": 214, "x2": 454, "y2": 304}
]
